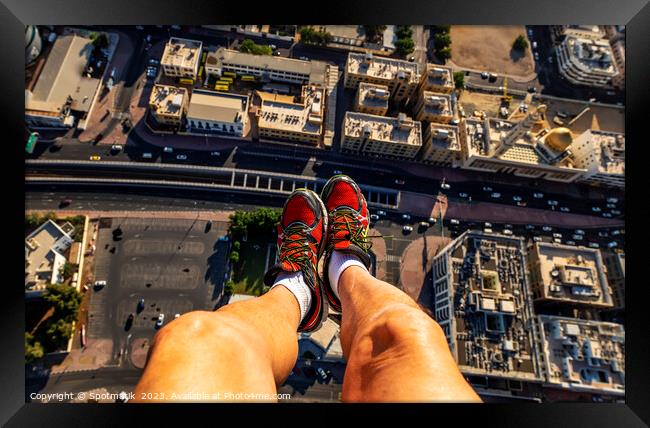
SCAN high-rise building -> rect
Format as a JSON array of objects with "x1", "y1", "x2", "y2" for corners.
[
  {"x1": 413, "y1": 91, "x2": 454, "y2": 124},
  {"x1": 420, "y1": 123, "x2": 461, "y2": 166},
  {"x1": 418, "y1": 63, "x2": 454, "y2": 95}
]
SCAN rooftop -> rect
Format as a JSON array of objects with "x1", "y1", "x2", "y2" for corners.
[
  {"x1": 422, "y1": 64, "x2": 454, "y2": 90},
  {"x1": 427, "y1": 123, "x2": 461, "y2": 151},
  {"x1": 538, "y1": 315, "x2": 624, "y2": 395},
  {"x1": 464, "y1": 118, "x2": 491, "y2": 156},
  {"x1": 187, "y1": 90, "x2": 248, "y2": 123},
  {"x1": 343, "y1": 112, "x2": 422, "y2": 146},
  {"x1": 161, "y1": 37, "x2": 203, "y2": 70},
  {"x1": 346, "y1": 52, "x2": 419, "y2": 84},
  {"x1": 207, "y1": 48, "x2": 328, "y2": 84},
  {"x1": 356, "y1": 82, "x2": 390, "y2": 109},
  {"x1": 573, "y1": 130, "x2": 625, "y2": 175},
  {"x1": 530, "y1": 242, "x2": 613, "y2": 308},
  {"x1": 565, "y1": 36, "x2": 617, "y2": 75},
  {"x1": 420, "y1": 91, "x2": 453, "y2": 117},
  {"x1": 435, "y1": 231, "x2": 540, "y2": 381},
  {"x1": 26, "y1": 33, "x2": 99, "y2": 114},
  {"x1": 258, "y1": 85, "x2": 325, "y2": 135},
  {"x1": 25, "y1": 220, "x2": 74, "y2": 289},
  {"x1": 149, "y1": 85, "x2": 187, "y2": 118}
]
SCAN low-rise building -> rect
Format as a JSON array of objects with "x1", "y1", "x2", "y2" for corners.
[
  {"x1": 354, "y1": 82, "x2": 389, "y2": 116},
  {"x1": 25, "y1": 220, "x2": 75, "y2": 294},
  {"x1": 418, "y1": 63, "x2": 454, "y2": 95},
  {"x1": 340, "y1": 112, "x2": 422, "y2": 159},
  {"x1": 257, "y1": 85, "x2": 325, "y2": 145},
  {"x1": 413, "y1": 91, "x2": 454, "y2": 123},
  {"x1": 556, "y1": 35, "x2": 619, "y2": 88},
  {"x1": 161, "y1": 37, "x2": 203, "y2": 80},
  {"x1": 25, "y1": 33, "x2": 100, "y2": 128},
  {"x1": 148, "y1": 84, "x2": 189, "y2": 128},
  {"x1": 527, "y1": 242, "x2": 613, "y2": 309},
  {"x1": 602, "y1": 251, "x2": 625, "y2": 311},
  {"x1": 537, "y1": 315, "x2": 624, "y2": 396},
  {"x1": 186, "y1": 89, "x2": 249, "y2": 137},
  {"x1": 430, "y1": 231, "x2": 543, "y2": 388},
  {"x1": 569, "y1": 129, "x2": 625, "y2": 189},
  {"x1": 421, "y1": 123, "x2": 461, "y2": 166},
  {"x1": 344, "y1": 52, "x2": 420, "y2": 104},
  {"x1": 205, "y1": 48, "x2": 329, "y2": 86}
]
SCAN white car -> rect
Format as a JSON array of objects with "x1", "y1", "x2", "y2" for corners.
[
  {"x1": 491, "y1": 192, "x2": 501, "y2": 199},
  {"x1": 484, "y1": 222, "x2": 493, "y2": 228},
  {"x1": 483, "y1": 186, "x2": 493, "y2": 192},
  {"x1": 480, "y1": 72, "x2": 489, "y2": 79},
  {"x1": 210, "y1": 151, "x2": 221, "y2": 156},
  {"x1": 533, "y1": 193, "x2": 544, "y2": 199},
  {"x1": 598, "y1": 231, "x2": 609, "y2": 237},
  {"x1": 163, "y1": 146, "x2": 174, "y2": 153},
  {"x1": 547, "y1": 200, "x2": 558, "y2": 206},
  {"x1": 174, "y1": 313, "x2": 181, "y2": 319},
  {"x1": 542, "y1": 226, "x2": 553, "y2": 232},
  {"x1": 94, "y1": 280, "x2": 107, "y2": 288},
  {"x1": 459, "y1": 193, "x2": 469, "y2": 198},
  {"x1": 560, "y1": 207, "x2": 570, "y2": 212},
  {"x1": 606, "y1": 197, "x2": 619, "y2": 204},
  {"x1": 575, "y1": 229, "x2": 585, "y2": 235},
  {"x1": 333, "y1": 170, "x2": 343, "y2": 175},
  {"x1": 611, "y1": 230, "x2": 622, "y2": 236},
  {"x1": 607, "y1": 241, "x2": 618, "y2": 248},
  {"x1": 176, "y1": 154, "x2": 187, "y2": 160},
  {"x1": 441, "y1": 183, "x2": 451, "y2": 190},
  {"x1": 534, "y1": 52, "x2": 539, "y2": 61},
  {"x1": 566, "y1": 240, "x2": 576, "y2": 246},
  {"x1": 395, "y1": 179, "x2": 405, "y2": 185},
  {"x1": 503, "y1": 229, "x2": 513, "y2": 236},
  {"x1": 588, "y1": 242, "x2": 600, "y2": 249},
  {"x1": 156, "y1": 313, "x2": 165, "y2": 328},
  {"x1": 602, "y1": 213, "x2": 612, "y2": 218},
  {"x1": 611, "y1": 210, "x2": 621, "y2": 215},
  {"x1": 111, "y1": 144, "x2": 123, "y2": 152},
  {"x1": 572, "y1": 234, "x2": 584, "y2": 241},
  {"x1": 419, "y1": 221, "x2": 430, "y2": 228},
  {"x1": 450, "y1": 219, "x2": 460, "y2": 225},
  {"x1": 402, "y1": 214, "x2": 411, "y2": 220},
  {"x1": 592, "y1": 207, "x2": 602, "y2": 212},
  {"x1": 512, "y1": 196, "x2": 522, "y2": 202},
  {"x1": 402, "y1": 225, "x2": 413, "y2": 233},
  {"x1": 533, "y1": 236, "x2": 542, "y2": 242},
  {"x1": 606, "y1": 203, "x2": 616, "y2": 209},
  {"x1": 377, "y1": 210, "x2": 387, "y2": 216},
  {"x1": 553, "y1": 233, "x2": 562, "y2": 239}
]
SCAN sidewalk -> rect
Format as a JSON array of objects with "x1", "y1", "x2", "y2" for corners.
[
  {"x1": 26, "y1": 209, "x2": 235, "y2": 223},
  {"x1": 447, "y1": 59, "x2": 538, "y2": 83}
]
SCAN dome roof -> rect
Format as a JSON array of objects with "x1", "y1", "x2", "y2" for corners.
[{"x1": 545, "y1": 127, "x2": 573, "y2": 152}]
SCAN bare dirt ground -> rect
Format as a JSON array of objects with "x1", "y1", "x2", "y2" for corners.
[
  {"x1": 450, "y1": 26, "x2": 535, "y2": 78},
  {"x1": 458, "y1": 91, "x2": 504, "y2": 118}
]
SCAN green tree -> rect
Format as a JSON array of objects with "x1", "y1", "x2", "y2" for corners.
[
  {"x1": 224, "y1": 279, "x2": 235, "y2": 295},
  {"x1": 239, "y1": 39, "x2": 272, "y2": 55},
  {"x1": 438, "y1": 46, "x2": 452, "y2": 61},
  {"x1": 91, "y1": 33, "x2": 109, "y2": 50},
  {"x1": 434, "y1": 32, "x2": 452, "y2": 51},
  {"x1": 229, "y1": 251, "x2": 240, "y2": 264},
  {"x1": 44, "y1": 211, "x2": 58, "y2": 222},
  {"x1": 25, "y1": 332, "x2": 44, "y2": 363},
  {"x1": 453, "y1": 71, "x2": 465, "y2": 89},
  {"x1": 513, "y1": 34, "x2": 528, "y2": 51},
  {"x1": 59, "y1": 262, "x2": 75, "y2": 281},
  {"x1": 395, "y1": 25, "x2": 413, "y2": 39},
  {"x1": 431, "y1": 25, "x2": 451, "y2": 34},
  {"x1": 25, "y1": 213, "x2": 44, "y2": 230},
  {"x1": 233, "y1": 241, "x2": 241, "y2": 251},
  {"x1": 363, "y1": 25, "x2": 387, "y2": 43},
  {"x1": 43, "y1": 283, "x2": 82, "y2": 322},
  {"x1": 299, "y1": 27, "x2": 331, "y2": 46},
  {"x1": 395, "y1": 38, "x2": 415, "y2": 56},
  {"x1": 44, "y1": 318, "x2": 73, "y2": 348}
]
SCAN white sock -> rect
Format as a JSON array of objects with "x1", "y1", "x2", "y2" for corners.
[
  {"x1": 272, "y1": 271, "x2": 312, "y2": 321},
  {"x1": 328, "y1": 251, "x2": 368, "y2": 299}
]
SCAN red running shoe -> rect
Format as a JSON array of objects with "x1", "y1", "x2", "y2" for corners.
[
  {"x1": 320, "y1": 175, "x2": 372, "y2": 312},
  {"x1": 263, "y1": 188, "x2": 329, "y2": 332}
]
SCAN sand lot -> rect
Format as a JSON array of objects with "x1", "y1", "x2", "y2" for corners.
[{"x1": 450, "y1": 26, "x2": 536, "y2": 78}]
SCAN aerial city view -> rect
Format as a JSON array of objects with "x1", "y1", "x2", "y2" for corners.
[{"x1": 25, "y1": 25, "x2": 625, "y2": 403}]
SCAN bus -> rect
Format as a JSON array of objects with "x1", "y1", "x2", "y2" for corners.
[
  {"x1": 26, "y1": 132, "x2": 39, "y2": 154},
  {"x1": 198, "y1": 66, "x2": 204, "y2": 79},
  {"x1": 223, "y1": 71, "x2": 237, "y2": 78},
  {"x1": 241, "y1": 75, "x2": 256, "y2": 82},
  {"x1": 219, "y1": 76, "x2": 234, "y2": 83},
  {"x1": 215, "y1": 84, "x2": 229, "y2": 92},
  {"x1": 216, "y1": 80, "x2": 231, "y2": 88},
  {"x1": 201, "y1": 52, "x2": 207, "y2": 64},
  {"x1": 179, "y1": 77, "x2": 194, "y2": 85}
]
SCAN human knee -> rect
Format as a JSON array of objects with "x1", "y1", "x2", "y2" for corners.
[{"x1": 152, "y1": 311, "x2": 216, "y2": 346}]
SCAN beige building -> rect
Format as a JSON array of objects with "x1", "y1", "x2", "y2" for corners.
[
  {"x1": 257, "y1": 85, "x2": 325, "y2": 146},
  {"x1": 460, "y1": 105, "x2": 587, "y2": 183},
  {"x1": 421, "y1": 123, "x2": 461, "y2": 166},
  {"x1": 527, "y1": 242, "x2": 613, "y2": 309},
  {"x1": 25, "y1": 33, "x2": 100, "y2": 128},
  {"x1": 603, "y1": 251, "x2": 625, "y2": 311},
  {"x1": 344, "y1": 52, "x2": 420, "y2": 104},
  {"x1": 161, "y1": 37, "x2": 203, "y2": 80},
  {"x1": 556, "y1": 35, "x2": 619, "y2": 88},
  {"x1": 537, "y1": 315, "x2": 624, "y2": 396},
  {"x1": 148, "y1": 85, "x2": 189, "y2": 127},
  {"x1": 25, "y1": 220, "x2": 75, "y2": 294},
  {"x1": 341, "y1": 112, "x2": 422, "y2": 159},
  {"x1": 413, "y1": 91, "x2": 454, "y2": 123},
  {"x1": 354, "y1": 82, "x2": 389, "y2": 116},
  {"x1": 569, "y1": 129, "x2": 625, "y2": 189},
  {"x1": 418, "y1": 63, "x2": 454, "y2": 95},
  {"x1": 186, "y1": 89, "x2": 249, "y2": 137}
]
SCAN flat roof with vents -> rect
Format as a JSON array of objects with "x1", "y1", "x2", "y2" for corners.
[
  {"x1": 187, "y1": 90, "x2": 249, "y2": 123},
  {"x1": 343, "y1": 111, "x2": 422, "y2": 146},
  {"x1": 161, "y1": 37, "x2": 203, "y2": 70}
]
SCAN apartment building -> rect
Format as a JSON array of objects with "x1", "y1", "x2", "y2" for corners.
[
  {"x1": 603, "y1": 251, "x2": 625, "y2": 311},
  {"x1": 340, "y1": 112, "x2": 422, "y2": 159},
  {"x1": 413, "y1": 91, "x2": 454, "y2": 123},
  {"x1": 556, "y1": 35, "x2": 619, "y2": 88},
  {"x1": 148, "y1": 84, "x2": 189, "y2": 127},
  {"x1": 418, "y1": 63, "x2": 454, "y2": 95},
  {"x1": 421, "y1": 123, "x2": 462, "y2": 166},
  {"x1": 25, "y1": 220, "x2": 75, "y2": 294},
  {"x1": 161, "y1": 37, "x2": 203, "y2": 79},
  {"x1": 569, "y1": 129, "x2": 625, "y2": 189},
  {"x1": 186, "y1": 89, "x2": 249, "y2": 137},
  {"x1": 257, "y1": 85, "x2": 325, "y2": 145},
  {"x1": 344, "y1": 52, "x2": 420, "y2": 104},
  {"x1": 354, "y1": 82, "x2": 389, "y2": 116}
]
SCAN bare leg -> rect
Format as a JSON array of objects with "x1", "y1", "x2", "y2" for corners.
[
  {"x1": 338, "y1": 266, "x2": 481, "y2": 402},
  {"x1": 133, "y1": 286, "x2": 299, "y2": 402}
]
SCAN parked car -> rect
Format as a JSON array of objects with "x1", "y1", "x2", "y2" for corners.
[
  {"x1": 137, "y1": 298, "x2": 145, "y2": 312},
  {"x1": 175, "y1": 313, "x2": 181, "y2": 319},
  {"x1": 503, "y1": 229, "x2": 513, "y2": 236},
  {"x1": 611, "y1": 210, "x2": 621, "y2": 215},
  {"x1": 608, "y1": 241, "x2": 618, "y2": 248},
  {"x1": 459, "y1": 193, "x2": 469, "y2": 198},
  {"x1": 480, "y1": 71, "x2": 489, "y2": 79},
  {"x1": 333, "y1": 170, "x2": 343, "y2": 175},
  {"x1": 90, "y1": 155, "x2": 101, "y2": 161},
  {"x1": 591, "y1": 206, "x2": 602, "y2": 212},
  {"x1": 395, "y1": 179, "x2": 405, "y2": 185},
  {"x1": 525, "y1": 224, "x2": 535, "y2": 230},
  {"x1": 94, "y1": 280, "x2": 107, "y2": 288},
  {"x1": 401, "y1": 213, "x2": 411, "y2": 220},
  {"x1": 483, "y1": 186, "x2": 493, "y2": 192},
  {"x1": 210, "y1": 151, "x2": 221, "y2": 156},
  {"x1": 553, "y1": 233, "x2": 562, "y2": 239},
  {"x1": 484, "y1": 222, "x2": 493, "y2": 228},
  {"x1": 611, "y1": 230, "x2": 622, "y2": 236},
  {"x1": 491, "y1": 192, "x2": 501, "y2": 199},
  {"x1": 598, "y1": 231, "x2": 609, "y2": 237},
  {"x1": 606, "y1": 203, "x2": 616, "y2": 209},
  {"x1": 588, "y1": 242, "x2": 600, "y2": 249},
  {"x1": 111, "y1": 144, "x2": 123, "y2": 152},
  {"x1": 560, "y1": 207, "x2": 570, "y2": 212},
  {"x1": 553, "y1": 238, "x2": 562, "y2": 244},
  {"x1": 142, "y1": 152, "x2": 153, "y2": 159},
  {"x1": 428, "y1": 217, "x2": 436, "y2": 225},
  {"x1": 176, "y1": 154, "x2": 187, "y2": 160},
  {"x1": 602, "y1": 213, "x2": 612, "y2": 218},
  {"x1": 566, "y1": 240, "x2": 576, "y2": 246},
  {"x1": 533, "y1": 236, "x2": 543, "y2": 242},
  {"x1": 156, "y1": 313, "x2": 165, "y2": 328},
  {"x1": 299, "y1": 56, "x2": 309, "y2": 61},
  {"x1": 163, "y1": 146, "x2": 173, "y2": 153},
  {"x1": 483, "y1": 228, "x2": 493, "y2": 234},
  {"x1": 370, "y1": 214, "x2": 380, "y2": 221},
  {"x1": 402, "y1": 225, "x2": 413, "y2": 233},
  {"x1": 533, "y1": 193, "x2": 544, "y2": 199},
  {"x1": 606, "y1": 197, "x2": 619, "y2": 204},
  {"x1": 59, "y1": 199, "x2": 72, "y2": 208},
  {"x1": 517, "y1": 201, "x2": 527, "y2": 207},
  {"x1": 419, "y1": 221, "x2": 430, "y2": 228},
  {"x1": 125, "y1": 313, "x2": 135, "y2": 329},
  {"x1": 316, "y1": 367, "x2": 328, "y2": 382},
  {"x1": 441, "y1": 183, "x2": 451, "y2": 190},
  {"x1": 572, "y1": 234, "x2": 584, "y2": 241},
  {"x1": 450, "y1": 219, "x2": 460, "y2": 225},
  {"x1": 547, "y1": 200, "x2": 558, "y2": 206},
  {"x1": 542, "y1": 225, "x2": 553, "y2": 232},
  {"x1": 512, "y1": 196, "x2": 522, "y2": 202},
  {"x1": 377, "y1": 210, "x2": 387, "y2": 216}
]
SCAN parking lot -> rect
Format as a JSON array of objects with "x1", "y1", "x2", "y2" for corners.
[{"x1": 88, "y1": 217, "x2": 230, "y2": 368}]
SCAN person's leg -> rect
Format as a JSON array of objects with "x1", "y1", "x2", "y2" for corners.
[
  {"x1": 319, "y1": 175, "x2": 479, "y2": 402},
  {"x1": 337, "y1": 266, "x2": 481, "y2": 402},
  {"x1": 133, "y1": 285, "x2": 300, "y2": 402}
]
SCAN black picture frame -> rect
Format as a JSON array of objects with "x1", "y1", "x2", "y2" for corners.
[{"x1": 3, "y1": 0, "x2": 648, "y2": 424}]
